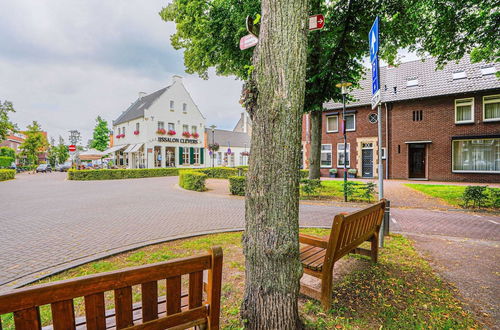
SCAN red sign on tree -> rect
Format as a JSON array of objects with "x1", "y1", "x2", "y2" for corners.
[
  {"x1": 68, "y1": 145, "x2": 76, "y2": 152},
  {"x1": 309, "y1": 14, "x2": 325, "y2": 31}
]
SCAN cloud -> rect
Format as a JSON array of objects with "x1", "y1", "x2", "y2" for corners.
[{"x1": 0, "y1": 0, "x2": 243, "y2": 143}]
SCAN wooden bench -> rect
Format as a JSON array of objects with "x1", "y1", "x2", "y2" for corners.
[
  {"x1": 0, "y1": 247, "x2": 223, "y2": 330},
  {"x1": 299, "y1": 200, "x2": 386, "y2": 310}
]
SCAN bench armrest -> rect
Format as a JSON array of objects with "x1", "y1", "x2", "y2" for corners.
[{"x1": 299, "y1": 234, "x2": 328, "y2": 249}]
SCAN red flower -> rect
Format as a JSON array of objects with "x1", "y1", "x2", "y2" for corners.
[
  {"x1": 133, "y1": 130, "x2": 140, "y2": 135},
  {"x1": 182, "y1": 131, "x2": 191, "y2": 138},
  {"x1": 167, "y1": 130, "x2": 176, "y2": 136},
  {"x1": 157, "y1": 128, "x2": 166, "y2": 135},
  {"x1": 192, "y1": 132, "x2": 199, "y2": 138}
]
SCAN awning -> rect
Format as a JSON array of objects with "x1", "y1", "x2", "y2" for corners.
[
  {"x1": 405, "y1": 140, "x2": 432, "y2": 144},
  {"x1": 123, "y1": 144, "x2": 135, "y2": 153},
  {"x1": 101, "y1": 145, "x2": 127, "y2": 155},
  {"x1": 129, "y1": 143, "x2": 144, "y2": 153}
]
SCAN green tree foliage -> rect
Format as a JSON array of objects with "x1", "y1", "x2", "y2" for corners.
[
  {"x1": 47, "y1": 137, "x2": 58, "y2": 167},
  {"x1": 56, "y1": 136, "x2": 70, "y2": 164},
  {"x1": 0, "y1": 100, "x2": 17, "y2": 142},
  {"x1": 20, "y1": 121, "x2": 48, "y2": 166},
  {"x1": 0, "y1": 146, "x2": 15, "y2": 159},
  {"x1": 90, "y1": 116, "x2": 110, "y2": 151}
]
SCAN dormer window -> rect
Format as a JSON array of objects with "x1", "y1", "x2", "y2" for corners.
[
  {"x1": 452, "y1": 71, "x2": 467, "y2": 80},
  {"x1": 481, "y1": 66, "x2": 496, "y2": 76},
  {"x1": 406, "y1": 78, "x2": 418, "y2": 87}
]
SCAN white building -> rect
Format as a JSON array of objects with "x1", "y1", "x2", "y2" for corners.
[
  {"x1": 205, "y1": 128, "x2": 251, "y2": 167},
  {"x1": 110, "y1": 76, "x2": 207, "y2": 169}
]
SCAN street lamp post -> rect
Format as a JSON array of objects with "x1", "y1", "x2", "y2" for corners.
[
  {"x1": 209, "y1": 125, "x2": 216, "y2": 168},
  {"x1": 336, "y1": 82, "x2": 352, "y2": 202}
]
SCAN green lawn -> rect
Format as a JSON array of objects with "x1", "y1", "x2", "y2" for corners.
[
  {"x1": 0, "y1": 230, "x2": 479, "y2": 329},
  {"x1": 405, "y1": 184, "x2": 499, "y2": 209}
]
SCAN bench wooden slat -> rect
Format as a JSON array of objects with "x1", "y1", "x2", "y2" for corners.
[
  {"x1": 141, "y1": 281, "x2": 158, "y2": 322},
  {"x1": 84, "y1": 292, "x2": 106, "y2": 330},
  {"x1": 126, "y1": 305, "x2": 207, "y2": 330},
  {"x1": 189, "y1": 271, "x2": 203, "y2": 309},
  {"x1": 114, "y1": 286, "x2": 133, "y2": 329},
  {"x1": 51, "y1": 299, "x2": 75, "y2": 330},
  {"x1": 207, "y1": 246, "x2": 223, "y2": 330},
  {"x1": 166, "y1": 276, "x2": 182, "y2": 315},
  {"x1": 300, "y1": 246, "x2": 323, "y2": 262},
  {"x1": 14, "y1": 307, "x2": 41, "y2": 330}
]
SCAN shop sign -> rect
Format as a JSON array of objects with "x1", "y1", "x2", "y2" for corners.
[{"x1": 158, "y1": 137, "x2": 198, "y2": 144}]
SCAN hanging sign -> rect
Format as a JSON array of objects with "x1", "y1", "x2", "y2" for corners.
[
  {"x1": 309, "y1": 14, "x2": 325, "y2": 31},
  {"x1": 240, "y1": 34, "x2": 258, "y2": 50}
]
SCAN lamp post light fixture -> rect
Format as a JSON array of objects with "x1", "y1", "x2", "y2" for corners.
[
  {"x1": 336, "y1": 82, "x2": 352, "y2": 202},
  {"x1": 209, "y1": 124, "x2": 216, "y2": 168}
]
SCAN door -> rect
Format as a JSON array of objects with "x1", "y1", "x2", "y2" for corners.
[
  {"x1": 165, "y1": 147, "x2": 176, "y2": 167},
  {"x1": 362, "y1": 149, "x2": 374, "y2": 177},
  {"x1": 409, "y1": 144, "x2": 426, "y2": 178}
]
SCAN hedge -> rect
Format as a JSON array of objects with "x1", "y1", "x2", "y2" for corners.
[
  {"x1": 196, "y1": 167, "x2": 239, "y2": 179},
  {"x1": 68, "y1": 168, "x2": 180, "y2": 180},
  {"x1": 0, "y1": 169, "x2": 15, "y2": 181},
  {"x1": 179, "y1": 171, "x2": 207, "y2": 191},
  {"x1": 300, "y1": 169, "x2": 309, "y2": 179},
  {"x1": 0, "y1": 156, "x2": 13, "y2": 168},
  {"x1": 229, "y1": 176, "x2": 246, "y2": 196},
  {"x1": 0, "y1": 147, "x2": 15, "y2": 159}
]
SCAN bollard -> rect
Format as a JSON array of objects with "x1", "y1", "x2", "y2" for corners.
[{"x1": 383, "y1": 200, "x2": 390, "y2": 236}]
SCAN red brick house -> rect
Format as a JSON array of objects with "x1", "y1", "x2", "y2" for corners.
[{"x1": 302, "y1": 56, "x2": 500, "y2": 183}]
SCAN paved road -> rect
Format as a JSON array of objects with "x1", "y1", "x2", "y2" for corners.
[{"x1": 1, "y1": 172, "x2": 499, "y2": 325}]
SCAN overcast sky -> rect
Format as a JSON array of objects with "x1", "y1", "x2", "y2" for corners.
[{"x1": 0, "y1": 0, "x2": 244, "y2": 144}]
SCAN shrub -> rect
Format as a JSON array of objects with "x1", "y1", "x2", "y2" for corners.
[
  {"x1": 0, "y1": 169, "x2": 15, "y2": 181},
  {"x1": 68, "y1": 168, "x2": 179, "y2": 180},
  {"x1": 0, "y1": 146, "x2": 15, "y2": 159},
  {"x1": 179, "y1": 171, "x2": 207, "y2": 192},
  {"x1": 300, "y1": 179, "x2": 321, "y2": 196},
  {"x1": 329, "y1": 169, "x2": 337, "y2": 174},
  {"x1": 488, "y1": 188, "x2": 500, "y2": 209},
  {"x1": 342, "y1": 181, "x2": 359, "y2": 202},
  {"x1": 229, "y1": 176, "x2": 246, "y2": 196},
  {"x1": 348, "y1": 168, "x2": 357, "y2": 174},
  {"x1": 197, "y1": 167, "x2": 238, "y2": 179},
  {"x1": 236, "y1": 166, "x2": 248, "y2": 176},
  {"x1": 462, "y1": 186, "x2": 489, "y2": 208},
  {"x1": 299, "y1": 169, "x2": 309, "y2": 179},
  {"x1": 0, "y1": 156, "x2": 14, "y2": 168},
  {"x1": 359, "y1": 182, "x2": 376, "y2": 202}
]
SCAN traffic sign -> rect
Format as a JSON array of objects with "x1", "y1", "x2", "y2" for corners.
[
  {"x1": 239, "y1": 34, "x2": 258, "y2": 50},
  {"x1": 309, "y1": 14, "x2": 325, "y2": 31},
  {"x1": 68, "y1": 145, "x2": 76, "y2": 152},
  {"x1": 369, "y1": 16, "x2": 379, "y2": 62}
]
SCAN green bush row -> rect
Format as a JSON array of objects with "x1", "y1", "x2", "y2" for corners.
[
  {"x1": 196, "y1": 167, "x2": 239, "y2": 179},
  {"x1": 0, "y1": 147, "x2": 15, "y2": 159},
  {"x1": 462, "y1": 186, "x2": 500, "y2": 209},
  {"x1": 300, "y1": 169, "x2": 309, "y2": 179},
  {"x1": 179, "y1": 171, "x2": 207, "y2": 192},
  {"x1": 0, "y1": 156, "x2": 14, "y2": 168},
  {"x1": 0, "y1": 169, "x2": 15, "y2": 181},
  {"x1": 229, "y1": 176, "x2": 246, "y2": 196},
  {"x1": 68, "y1": 168, "x2": 180, "y2": 180}
]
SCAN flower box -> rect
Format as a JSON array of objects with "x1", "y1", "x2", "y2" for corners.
[
  {"x1": 157, "y1": 129, "x2": 166, "y2": 135},
  {"x1": 329, "y1": 168, "x2": 337, "y2": 178},
  {"x1": 208, "y1": 143, "x2": 219, "y2": 152},
  {"x1": 182, "y1": 131, "x2": 191, "y2": 138},
  {"x1": 241, "y1": 151, "x2": 250, "y2": 156},
  {"x1": 192, "y1": 132, "x2": 199, "y2": 139},
  {"x1": 167, "y1": 130, "x2": 176, "y2": 136},
  {"x1": 348, "y1": 168, "x2": 357, "y2": 178},
  {"x1": 133, "y1": 130, "x2": 140, "y2": 135}
]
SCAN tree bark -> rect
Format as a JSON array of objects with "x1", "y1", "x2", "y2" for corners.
[
  {"x1": 308, "y1": 111, "x2": 322, "y2": 179},
  {"x1": 241, "y1": 0, "x2": 308, "y2": 328}
]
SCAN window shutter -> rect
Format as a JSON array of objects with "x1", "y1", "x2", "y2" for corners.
[
  {"x1": 179, "y1": 147, "x2": 183, "y2": 165},
  {"x1": 190, "y1": 147, "x2": 195, "y2": 164},
  {"x1": 200, "y1": 148, "x2": 204, "y2": 164}
]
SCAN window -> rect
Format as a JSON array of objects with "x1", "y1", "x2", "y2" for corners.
[
  {"x1": 183, "y1": 148, "x2": 190, "y2": 164},
  {"x1": 183, "y1": 103, "x2": 187, "y2": 113},
  {"x1": 483, "y1": 95, "x2": 500, "y2": 122},
  {"x1": 407, "y1": 78, "x2": 418, "y2": 87},
  {"x1": 191, "y1": 125, "x2": 197, "y2": 134},
  {"x1": 412, "y1": 110, "x2": 423, "y2": 121},
  {"x1": 455, "y1": 98, "x2": 474, "y2": 124},
  {"x1": 481, "y1": 66, "x2": 496, "y2": 76},
  {"x1": 122, "y1": 127, "x2": 126, "y2": 135},
  {"x1": 326, "y1": 115, "x2": 338, "y2": 132},
  {"x1": 193, "y1": 147, "x2": 200, "y2": 164},
  {"x1": 170, "y1": 100, "x2": 174, "y2": 109},
  {"x1": 337, "y1": 143, "x2": 350, "y2": 168},
  {"x1": 135, "y1": 123, "x2": 139, "y2": 131},
  {"x1": 182, "y1": 124, "x2": 189, "y2": 132},
  {"x1": 368, "y1": 113, "x2": 378, "y2": 124},
  {"x1": 158, "y1": 121, "x2": 165, "y2": 130},
  {"x1": 320, "y1": 144, "x2": 332, "y2": 168},
  {"x1": 453, "y1": 138, "x2": 500, "y2": 173},
  {"x1": 345, "y1": 114, "x2": 356, "y2": 131},
  {"x1": 168, "y1": 123, "x2": 175, "y2": 131},
  {"x1": 118, "y1": 128, "x2": 121, "y2": 135},
  {"x1": 452, "y1": 71, "x2": 467, "y2": 80}
]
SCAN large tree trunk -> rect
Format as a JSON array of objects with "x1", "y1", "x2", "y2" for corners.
[
  {"x1": 241, "y1": 0, "x2": 308, "y2": 328},
  {"x1": 308, "y1": 111, "x2": 322, "y2": 179}
]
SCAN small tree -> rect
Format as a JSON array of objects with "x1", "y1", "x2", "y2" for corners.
[
  {"x1": 56, "y1": 136, "x2": 69, "y2": 164},
  {"x1": 90, "y1": 116, "x2": 110, "y2": 151},
  {"x1": 20, "y1": 121, "x2": 48, "y2": 168},
  {"x1": 47, "y1": 137, "x2": 58, "y2": 167},
  {"x1": 0, "y1": 100, "x2": 17, "y2": 142}
]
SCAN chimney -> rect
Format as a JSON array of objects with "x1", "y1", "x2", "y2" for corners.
[
  {"x1": 138, "y1": 92, "x2": 147, "y2": 99},
  {"x1": 172, "y1": 75, "x2": 183, "y2": 84}
]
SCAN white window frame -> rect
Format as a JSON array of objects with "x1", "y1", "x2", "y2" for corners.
[
  {"x1": 191, "y1": 125, "x2": 197, "y2": 134},
  {"x1": 320, "y1": 144, "x2": 332, "y2": 168},
  {"x1": 170, "y1": 100, "x2": 174, "y2": 110},
  {"x1": 337, "y1": 143, "x2": 350, "y2": 168},
  {"x1": 193, "y1": 147, "x2": 200, "y2": 164},
  {"x1": 182, "y1": 124, "x2": 189, "y2": 132},
  {"x1": 135, "y1": 123, "x2": 139, "y2": 131},
  {"x1": 454, "y1": 98, "x2": 474, "y2": 124},
  {"x1": 326, "y1": 115, "x2": 338, "y2": 133},
  {"x1": 345, "y1": 114, "x2": 356, "y2": 131},
  {"x1": 183, "y1": 148, "x2": 190, "y2": 164},
  {"x1": 168, "y1": 122, "x2": 175, "y2": 131},
  {"x1": 183, "y1": 103, "x2": 187, "y2": 113},
  {"x1": 483, "y1": 94, "x2": 500, "y2": 122},
  {"x1": 452, "y1": 138, "x2": 500, "y2": 174}
]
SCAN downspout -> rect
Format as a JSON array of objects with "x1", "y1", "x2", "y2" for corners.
[{"x1": 385, "y1": 102, "x2": 389, "y2": 179}]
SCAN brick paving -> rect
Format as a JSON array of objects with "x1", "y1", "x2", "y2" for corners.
[{"x1": 1, "y1": 172, "x2": 499, "y2": 326}]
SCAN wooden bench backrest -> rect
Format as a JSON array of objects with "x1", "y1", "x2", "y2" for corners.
[
  {"x1": 0, "y1": 247, "x2": 223, "y2": 330},
  {"x1": 328, "y1": 200, "x2": 386, "y2": 263}
]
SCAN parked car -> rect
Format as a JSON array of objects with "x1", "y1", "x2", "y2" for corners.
[
  {"x1": 59, "y1": 161, "x2": 72, "y2": 172},
  {"x1": 36, "y1": 164, "x2": 52, "y2": 173}
]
